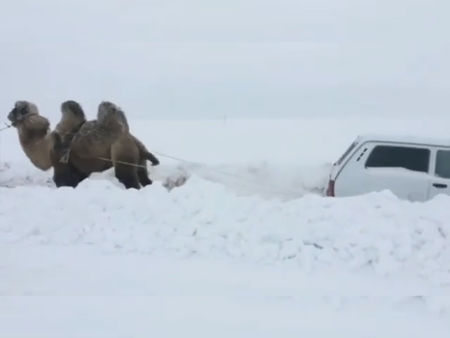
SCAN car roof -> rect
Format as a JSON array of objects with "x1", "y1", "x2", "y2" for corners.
[{"x1": 355, "y1": 133, "x2": 450, "y2": 147}]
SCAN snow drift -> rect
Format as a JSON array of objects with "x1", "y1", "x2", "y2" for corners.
[
  {"x1": 2, "y1": 176, "x2": 450, "y2": 290},
  {"x1": 2, "y1": 117, "x2": 450, "y2": 336}
]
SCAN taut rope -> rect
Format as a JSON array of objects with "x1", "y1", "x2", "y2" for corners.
[{"x1": 0, "y1": 123, "x2": 12, "y2": 132}]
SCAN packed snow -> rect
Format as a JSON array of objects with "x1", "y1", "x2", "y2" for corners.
[
  {"x1": 2, "y1": 117, "x2": 450, "y2": 337},
  {"x1": 2, "y1": 175, "x2": 450, "y2": 287}
]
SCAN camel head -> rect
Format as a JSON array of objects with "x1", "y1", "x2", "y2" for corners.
[{"x1": 8, "y1": 101, "x2": 39, "y2": 127}]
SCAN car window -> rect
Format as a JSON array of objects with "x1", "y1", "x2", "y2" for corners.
[
  {"x1": 435, "y1": 150, "x2": 450, "y2": 179},
  {"x1": 365, "y1": 145, "x2": 430, "y2": 173}
]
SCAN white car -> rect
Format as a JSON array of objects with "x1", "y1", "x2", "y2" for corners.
[{"x1": 326, "y1": 134, "x2": 450, "y2": 201}]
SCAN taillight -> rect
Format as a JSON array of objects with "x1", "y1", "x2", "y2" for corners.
[{"x1": 326, "y1": 180, "x2": 335, "y2": 197}]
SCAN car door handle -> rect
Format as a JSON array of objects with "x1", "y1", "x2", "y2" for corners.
[{"x1": 433, "y1": 183, "x2": 448, "y2": 189}]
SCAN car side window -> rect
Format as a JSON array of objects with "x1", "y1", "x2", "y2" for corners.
[
  {"x1": 365, "y1": 145, "x2": 430, "y2": 173},
  {"x1": 435, "y1": 150, "x2": 450, "y2": 179}
]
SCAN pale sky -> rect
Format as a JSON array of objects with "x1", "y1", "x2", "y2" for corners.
[{"x1": 1, "y1": 0, "x2": 449, "y2": 119}]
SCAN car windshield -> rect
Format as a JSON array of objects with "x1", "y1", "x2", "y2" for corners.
[{"x1": 336, "y1": 139, "x2": 358, "y2": 165}]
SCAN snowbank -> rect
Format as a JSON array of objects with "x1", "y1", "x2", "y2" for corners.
[
  {"x1": 2, "y1": 117, "x2": 450, "y2": 335},
  {"x1": 2, "y1": 176, "x2": 450, "y2": 290}
]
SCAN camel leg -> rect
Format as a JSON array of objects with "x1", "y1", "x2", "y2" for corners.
[
  {"x1": 137, "y1": 159, "x2": 152, "y2": 187},
  {"x1": 114, "y1": 162, "x2": 140, "y2": 189},
  {"x1": 53, "y1": 163, "x2": 88, "y2": 188}
]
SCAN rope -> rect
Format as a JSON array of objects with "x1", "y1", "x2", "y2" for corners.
[
  {"x1": 96, "y1": 157, "x2": 148, "y2": 169},
  {"x1": 152, "y1": 150, "x2": 203, "y2": 168},
  {"x1": 151, "y1": 151, "x2": 302, "y2": 198},
  {"x1": 96, "y1": 151, "x2": 301, "y2": 197},
  {"x1": 0, "y1": 123, "x2": 12, "y2": 132},
  {"x1": 0, "y1": 120, "x2": 304, "y2": 198},
  {"x1": 0, "y1": 123, "x2": 12, "y2": 164}
]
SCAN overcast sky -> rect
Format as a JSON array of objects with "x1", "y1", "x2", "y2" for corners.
[{"x1": 1, "y1": 0, "x2": 449, "y2": 120}]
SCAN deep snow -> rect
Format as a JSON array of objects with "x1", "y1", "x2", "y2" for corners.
[
  {"x1": 1, "y1": 117, "x2": 450, "y2": 337},
  {"x1": 2, "y1": 177, "x2": 450, "y2": 287}
]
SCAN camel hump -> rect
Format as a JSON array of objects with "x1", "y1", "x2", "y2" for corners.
[
  {"x1": 97, "y1": 101, "x2": 129, "y2": 134},
  {"x1": 61, "y1": 100, "x2": 85, "y2": 119},
  {"x1": 56, "y1": 100, "x2": 87, "y2": 135}
]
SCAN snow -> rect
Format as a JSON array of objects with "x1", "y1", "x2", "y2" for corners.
[
  {"x1": 2, "y1": 177, "x2": 450, "y2": 286},
  {"x1": 1, "y1": 247, "x2": 449, "y2": 338},
  {"x1": 1, "y1": 117, "x2": 450, "y2": 337}
]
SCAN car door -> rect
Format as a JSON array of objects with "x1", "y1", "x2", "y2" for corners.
[
  {"x1": 335, "y1": 142, "x2": 431, "y2": 201},
  {"x1": 429, "y1": 148, "x2": 450, "y2": 199}
]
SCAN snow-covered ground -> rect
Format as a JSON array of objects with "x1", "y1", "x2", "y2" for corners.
[
  {"x1": 1, "y1": 117, "x2": 450, "y2": 337},
  {"x1": 2, "y1": 246, "x2": 449, "y2": 338}
]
